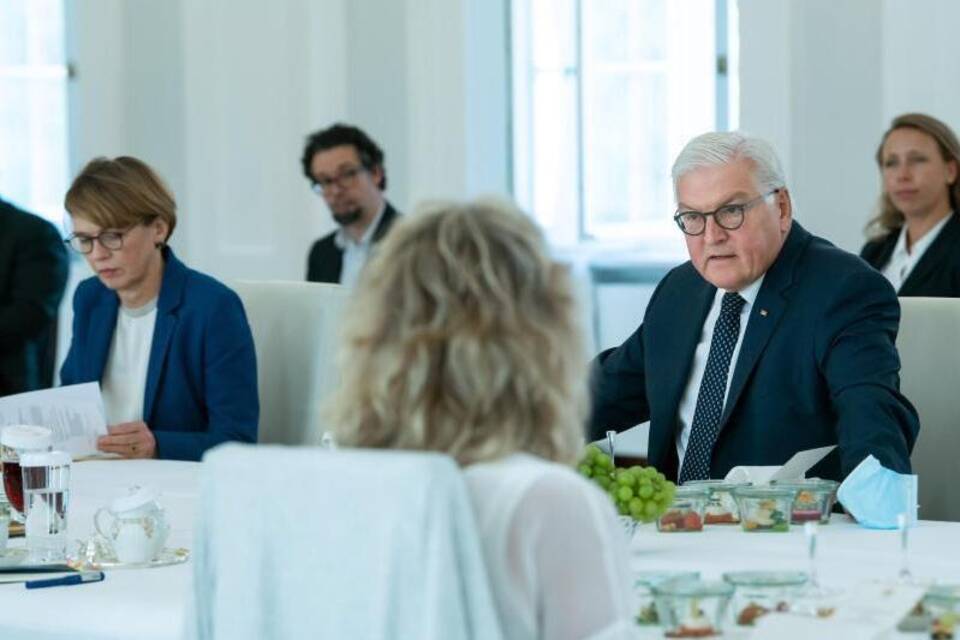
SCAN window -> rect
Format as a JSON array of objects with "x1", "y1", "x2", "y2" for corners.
[
  {"x1": 511, "y1": 0, "x2": 738, "y2": 255},
  {"x1": 0, "y1": 0, "x2": 69, "y2": 229}
]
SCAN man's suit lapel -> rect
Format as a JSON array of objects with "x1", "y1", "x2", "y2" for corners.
[{"x1": 719, "y1": 223, "x2": 809, "y2": 427}]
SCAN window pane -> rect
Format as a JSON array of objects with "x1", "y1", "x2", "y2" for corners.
[
  {"x1": 583, "y1": 70, "x2": 669, "y2": 235},
  {"x1": 530, "y1": 71, "x2": 579, "y2": 245},
  {"x1": 0, "y1": 0, "x2": 65, "y2": 65},
  {"x1": 0, "y1": 0, "x2": 68, "y2": 228},
  {"x1": 530, "y1": 0, "x2": 576, "y2": 69}
]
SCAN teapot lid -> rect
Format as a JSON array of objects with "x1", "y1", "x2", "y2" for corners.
[{"x1": 111, "y1": 485, "x2": 161, "y2": 513}]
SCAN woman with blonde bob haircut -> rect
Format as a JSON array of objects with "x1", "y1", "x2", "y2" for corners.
[
  {"x1": 861, "y1": 113, "x2": 960, "y2": 296},
  {"x1": 331, "y1": 199, "x2": 637, "y2": 640},
  {"x1": 60, "y1": 156, "x2": 259, "y2": 460}
]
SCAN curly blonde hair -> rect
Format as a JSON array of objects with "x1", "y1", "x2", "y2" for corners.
[{"x1": 328, "y1": 198, "x2": 588, "y2": 466}]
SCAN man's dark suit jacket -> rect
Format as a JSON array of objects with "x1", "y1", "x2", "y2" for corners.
[
  {"x1": 0, "y1": 198, "x2": 68, "y2": 396},
  {"x1": 859, "y1": 214, "x2": 960, "y2": 297},
  {"x1": 589, "y1": 222, "x2": 919, "y2": 482},
  {"x1": 306, "y1": 203, "x2": 400, "y2": 283}
]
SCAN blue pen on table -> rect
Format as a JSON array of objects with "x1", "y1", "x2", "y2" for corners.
[{"x1": 25, "y1": 571, "x2": 105, "y2": 590}]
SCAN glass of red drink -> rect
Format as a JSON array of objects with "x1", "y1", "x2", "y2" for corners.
[{"x1": 0, "y1": 425, "x2": 53, "y2": 523}]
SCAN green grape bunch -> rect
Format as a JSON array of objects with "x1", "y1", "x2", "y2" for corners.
[{"x1": 577, "y1": 444, "x2": 676, "y2": 523}]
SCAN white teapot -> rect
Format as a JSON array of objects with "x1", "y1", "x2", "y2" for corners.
[{"x1": 94, "y1": 486, "x2": 170, "y2": 564}]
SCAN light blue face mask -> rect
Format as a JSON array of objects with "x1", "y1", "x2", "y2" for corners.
[{"x1": 837, "y1": 455, "x2": 918, "y2": 529}]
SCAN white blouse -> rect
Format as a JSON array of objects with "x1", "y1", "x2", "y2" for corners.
[
  {"x1": 463, "y1": 453, "x2": 639, "y2": 640},
  {"x1": 101, "y1": 300, "x2": 157, "y2": 425}
]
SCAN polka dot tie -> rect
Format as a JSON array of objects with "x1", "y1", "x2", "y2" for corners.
[{"x1": 678, "y1": 292, "x2": 746, "y2": 483}]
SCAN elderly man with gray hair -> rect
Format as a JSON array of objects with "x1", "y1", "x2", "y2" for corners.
[{"x1": 589, "y1": 131, "x2": 918, "y2": 484}]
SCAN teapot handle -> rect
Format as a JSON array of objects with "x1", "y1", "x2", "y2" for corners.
[{"x1": 94, "y1": 507, "x2": 113, "y2": 538}]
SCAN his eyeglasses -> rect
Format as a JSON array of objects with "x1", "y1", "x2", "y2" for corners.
[
  {"x1": 310, "y1": 165, "x2": 366, "y2": 195},
  {"x1": 673, "y1": 189, "x2": 781, "y2": 236},
  {"x1": 65, "y1": 224, "x2": 140, "y2": 254}
]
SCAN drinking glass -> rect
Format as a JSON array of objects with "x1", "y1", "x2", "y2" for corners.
[
  {"x1": 1, "y1": 425, "x2": 53, "y2": 523},
  {"x1": 21, "y1": 450, "x2": 71, "y2": 563}
]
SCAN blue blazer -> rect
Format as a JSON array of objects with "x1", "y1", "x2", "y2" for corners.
[
  {"x1": 589, "y1": 222, "x2": 919, "y2": 482},
  {"x1": 61, "y1": 249, "x2": 259, "y2": 461}
]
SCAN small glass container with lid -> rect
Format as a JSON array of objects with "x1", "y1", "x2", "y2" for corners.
[
  {"x1": 632, "y1": 571, "x2": 700, "y2": 626},
  {"x1": 772, "y1": 478, "x2": 839, "y2": 524},
  {"x1": 683, "y1": 480, "x2": 749, "y2": 525},
  {"x1": 657, "y1": 486, "x2": 709, "y2": 533},
  {"x1": 653, "y1": 578, "x2": 734, "y2": 637},
  {"x1": 723, "y1": 571, "x2": 809, "y2": 626},
  {"x1": 733, "y1": 486, "x2": 798, "y2": 532}
]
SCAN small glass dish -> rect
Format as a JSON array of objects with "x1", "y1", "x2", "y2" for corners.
[
  {"x1": 683, "y1": 480, "x2": 749, "y2": 525},
  {"x1": 653, "y1": 578, "x2": 733, "y2": 637},
  {"x1": 773, "y1": 479, "x2": 839, "y2": 524},
  {"x1": 723, "y1": 571, "x2": 808, "y2": 626},
  {"x1": 733, "y1": 486, "x2": 797, "y2": 532},
  {"x1": 657, "y1": 486, "x2": 709, "y2": 533},
  {"x1": 632, "y1": 571, "x2": 700, "y2": 626}
]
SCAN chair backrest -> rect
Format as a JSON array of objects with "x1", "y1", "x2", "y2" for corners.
[
  {"x1": 896, "y1": 297, "x2": 960, "y2": 522},
  {"x1": 187, "y1": 444, "x2": 503, "y2": 640},
  {"x1": 232, "y1": 280, "x2": 349, "y2": 446}
]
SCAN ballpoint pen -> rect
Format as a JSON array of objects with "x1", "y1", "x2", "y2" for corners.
[{"x1": 25, "y1": 571, "x2": 105, "y2": 590}]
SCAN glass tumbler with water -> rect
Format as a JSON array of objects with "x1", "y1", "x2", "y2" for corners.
[
  {"x1": 0, "y1": 425, "x2": 53, "y2": 523},
  {"x1": 21, "y1": 450, "x2": 71, "y2": 563}
]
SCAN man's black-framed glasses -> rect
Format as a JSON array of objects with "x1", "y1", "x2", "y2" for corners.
[
  {"x1": 673, "y1": 188, "x2": 781, "y2": 236},
  {"x1": 310, "y1": 165, "x2": 366, "y2": 195},
  {"x1": 65, "y1": 224, "x2": 140, "y2": 254}
]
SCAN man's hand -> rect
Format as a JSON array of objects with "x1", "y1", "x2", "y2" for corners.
[{"x1": 97, "y1": 422, "x2": 157, "y2": 459}]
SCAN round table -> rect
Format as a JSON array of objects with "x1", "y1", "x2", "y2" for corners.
[{"x1": 0, "y1": 460, "x2": 198, "y2": 640}]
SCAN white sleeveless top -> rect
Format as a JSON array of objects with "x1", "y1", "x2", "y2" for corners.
[{"x1": 463, "y1": 453, "x2": 639, "y2": 640}]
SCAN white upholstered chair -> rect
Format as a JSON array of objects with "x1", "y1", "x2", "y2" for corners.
[
  {"x1": 233, "y1": 280, "x2": 349, "y2": 446},
  {"x1": 186, "y1": 444, "x2": 503, "y2": 640},
  {"x1": 896, "y1": 297, "x2": 960, "y2": 522}
]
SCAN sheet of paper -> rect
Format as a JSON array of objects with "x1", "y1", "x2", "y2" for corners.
[
  {"x1": 0, "y1": 383, "x2": 107, "y2": 457},
  {"x1": 724, "y1": 445, "x2": 837, "y2": 484}
]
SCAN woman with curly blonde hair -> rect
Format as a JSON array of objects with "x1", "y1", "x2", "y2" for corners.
[{"x1": 330, "y1": 199, "x2": 637, "y2": 640}]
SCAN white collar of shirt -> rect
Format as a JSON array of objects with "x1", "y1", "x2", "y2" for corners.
[
  {"x1": 883, "y1": 211, "x2": 953, "y2": 291},
  {"x1": 675, "y1": 274, "x2": 765, "y2": 469},
  {"x1": 333, "y1": 201, "x2": 387, "y2": 251}
]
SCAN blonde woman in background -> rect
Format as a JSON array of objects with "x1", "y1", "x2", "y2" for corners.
[
  {"x1": 330, "y1": 199, "x2": 637, "y2": 640},
  {"x1": 861, "y1": 113, "x2": 960, "y2": 296}
]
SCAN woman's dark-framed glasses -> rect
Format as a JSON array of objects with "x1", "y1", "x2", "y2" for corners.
[
  {"x1": 674, "y1": 189, "x2": 780, "y2": 236},
  {"x1": 65, "y1": 225, "x2": 139, "y2": 254}
]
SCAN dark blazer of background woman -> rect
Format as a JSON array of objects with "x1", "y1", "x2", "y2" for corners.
[{"x1": 860, "y1": 214, "x2": 960, "y2": 297}]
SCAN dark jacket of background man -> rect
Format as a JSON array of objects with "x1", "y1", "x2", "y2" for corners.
[{"x1": 0, "y1": 197, "x2": 69, "y2": 396}]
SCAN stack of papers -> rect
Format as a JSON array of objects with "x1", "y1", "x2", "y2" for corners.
[{"x1": 0, "y1": 383, "x2": 107, "y2": 458}]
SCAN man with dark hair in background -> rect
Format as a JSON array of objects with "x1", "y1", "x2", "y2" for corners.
[
  {"x1": 301, "y1": 123, "x2": 401, "y2": 285},
  {"x1": 0, "y1": 195, "x2": 69, "y2": 396}
]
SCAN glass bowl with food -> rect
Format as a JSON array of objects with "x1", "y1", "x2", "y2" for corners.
[
  {"x1": 653, "y1": 578, "x2": 734, "y2": 638},
  {"x1": 732, "y1": 486, "x2": 798, "y2": 532},
  {"x1": 722, "y1": 571, "x2": 809, "y2": 626},
  {"x1": 657, "y1": 485, "x2": 710, "y2": 533},
  {"x1": 682, "y1": 480, "x2": 749, "y2": 525},
  {"x1": 632, "y1": 571, "x2": 701, "y2": 626},
  {"x1": 772, "y1": 478, "x2": 839, "y2": 524}
]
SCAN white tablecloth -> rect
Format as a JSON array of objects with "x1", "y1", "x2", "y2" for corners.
[
  {"x1": 2, "y1": 459, "x2": 959, "y2": 639},
  {"x1": 0, "y1": 460, "x2": 198, "y2": 640},
  {"x1": 628, "y1": 517, "x2": 960, "y2": 638}
]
